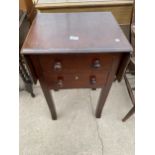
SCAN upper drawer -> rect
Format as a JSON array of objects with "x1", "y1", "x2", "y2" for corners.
[{"x1": 38, "y1": 53, "x2": 114, "y2": 73}]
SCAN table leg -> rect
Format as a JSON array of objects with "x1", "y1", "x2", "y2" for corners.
[
  {"x1": 95, "y1": 55, "x2": 122, "y2": 118},
  {"x1": 95, "y1": 82, "x2": 112, "y2": 118},
  {"x1": 40, "y1": 81, "x2": 57, "y2": 120}
]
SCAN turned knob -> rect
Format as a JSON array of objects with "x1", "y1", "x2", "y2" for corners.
[
  {"x1": 92, "y1": 59, "x2": 101, "y2": 68},
  {"x1": 53, "y1": 61, "x2": 62, "y2": 71},
  {"x1": 57, "y1": 77, "x2": 64, "y2": 87},
  {"x1": 90, "y1": 75, "x2": 97, "y2": 85}
]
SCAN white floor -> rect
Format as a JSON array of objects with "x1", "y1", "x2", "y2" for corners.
[{"x1": 19, "y1": 80, "x2": 135, "y2": 155}]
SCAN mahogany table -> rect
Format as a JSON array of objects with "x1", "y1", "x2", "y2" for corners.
[{"x1": 21, "y1": 12, "x2": 132, "y2": 120}]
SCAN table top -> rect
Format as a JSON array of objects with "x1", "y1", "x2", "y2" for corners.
[{"x1": 22, "y1": 12, "x2": 132, "y2": 54}]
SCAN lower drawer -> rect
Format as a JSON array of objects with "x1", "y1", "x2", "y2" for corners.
[{"x1": 43, "y1": 72, "x2": 109, "y2": 89}]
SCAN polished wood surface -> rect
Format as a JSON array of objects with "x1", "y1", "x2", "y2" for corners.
[
  {"x1": 37, "y1": 54, "x2": 115, "y2": 72},
  {"x1": 22, "y1": 12, "x2": 132, "y2": 120},
  {"x1": 36, "y1": 53, "x2": 122, "y2": 89},
  {"x1": 22, "y1": 12, "x2": 132, "y2": 54}
]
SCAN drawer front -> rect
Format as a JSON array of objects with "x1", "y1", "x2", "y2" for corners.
[
  {"x1": 43, "y1": 71, "x2": 109, "y2": 89},
  {"x1": 38, "y1": 54, "x2": 114, "y2": 74}
]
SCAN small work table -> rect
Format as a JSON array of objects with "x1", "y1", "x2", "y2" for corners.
[{"x1": 21, "y1": 12, "x2": 132, "y2": 120}]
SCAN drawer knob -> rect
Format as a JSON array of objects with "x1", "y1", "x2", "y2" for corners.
[
  {"x1": 92, "y1": 59, "x2": 101, "y2": 68},
  {"x1": 57, "y1": 77, "x2": 64, "y2": 87},
  {"x1": 90, "y1": 76, "x2": 97, "y2": 85},
  {"x1": 54, "y1": 61, "x2": 62, "y2": 71}
]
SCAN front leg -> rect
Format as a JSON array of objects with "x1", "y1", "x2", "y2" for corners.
[
  {"x1": 39, "y1": 80, "x2": 57, "y2": 120},
  {"x1": 95, "y1": 55, "x2": 121, "y2": 118},
  {"x1": 95, "y1": 80, "x2": 113, "y2": 118}
]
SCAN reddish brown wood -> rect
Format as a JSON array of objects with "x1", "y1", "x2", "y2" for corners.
[
  {"x1": 35, "y1": 53, "x2": 122, "y2": 90},
  {"x1": 43, "y1": 71, "x2": 108, "y2": 89},
  {"x1": 95, "y1": 55, "x2": 122, "y2": 118},
  {"x1": 21, "y1": 12, "x2": 132, "y2": 120},
  {"x1": 38, "y1": 54, "x2": 114, "y2": 73},
  {"x1": 22, "y1": 12, "x2": 132, "y2": 54},
  {"x1": 116, "y1": 53, "x2": 130, "y2": 81},
  {"x1": 39, "y1": 79, "x2": 57, "y2": 120}
]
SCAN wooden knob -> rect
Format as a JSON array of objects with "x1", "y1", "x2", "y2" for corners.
[
  {"x1": 90, "y1": 75, "x2": 97, "y2": 85},
  {"x1": 92, "y1": 59, "x2": 101, "y2": 68},
  {"x1": 57, "y1": 77, "x2": 64, "y2": 87},
  {"x1": 53, "y1": 61, "x2": 62, "y2": 71}
]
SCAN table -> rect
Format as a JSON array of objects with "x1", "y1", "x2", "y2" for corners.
[{"x1": 21, "y1": 12, "x2": 132, "y2": 120}]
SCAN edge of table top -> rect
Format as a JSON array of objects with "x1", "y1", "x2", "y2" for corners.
[{"x1": 22, "y1": 48, "x2": 132, "y2": 55}]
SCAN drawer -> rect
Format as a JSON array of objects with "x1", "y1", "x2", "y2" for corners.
[
  {"x1": 38, "y1": 54, "x2": 114, "y2": 74},
  {"x1": 43, "y1": 71, "x2": 109, "y2": 89}
]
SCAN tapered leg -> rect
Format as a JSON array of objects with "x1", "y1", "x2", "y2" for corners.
[
  {"x1": 40, "y1": 81, "x2": 57, "y2": 120},
  {"x1": 122, "y1": 106, "x2": 135, "y2": 122},
  {"x1": 95, "y1": 83, "x2": 112, "y2": 118},
  {"x1": 95, "y1": 57, "x2": 121, "y2": 118}
]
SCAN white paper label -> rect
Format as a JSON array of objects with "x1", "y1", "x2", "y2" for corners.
[
  {"x1": 115, "y1": 38, "x2": 120, "y2": 42},
  {"x1": 69, "y1": 36, "x2": 79, "y2": 40}
]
